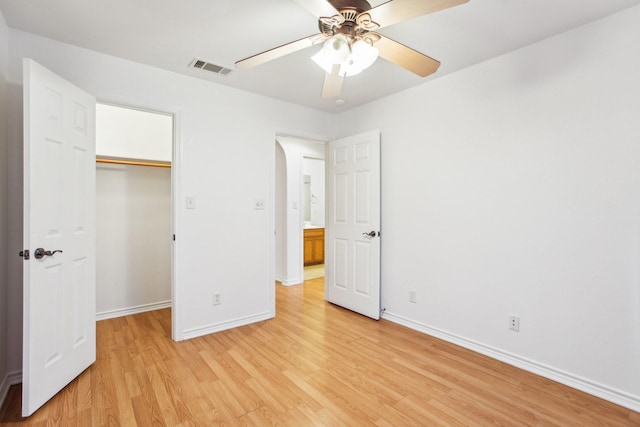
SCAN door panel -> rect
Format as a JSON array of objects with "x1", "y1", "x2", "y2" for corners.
[
  {"x1": 355, "y1": 170, "x2": 371, "y2": 223},
  {"x1": 334, "y1": 172, "x2": 348, "y2": 222},
  {"x1": 22, "y1": 59, "x2": 96, "y2": 416},
  {"x1": 326, "y1": 130, "x2": 381, "y2": 319}
]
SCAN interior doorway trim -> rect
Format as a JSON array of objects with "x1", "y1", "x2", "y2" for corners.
[
  {"x1": 273, "y1": 132, "x2": 328, "y2": 289},
  {"x1": 96, "y1": 99, "x2": 183, "y2": 341}
]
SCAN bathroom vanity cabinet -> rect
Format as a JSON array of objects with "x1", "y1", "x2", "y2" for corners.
[{"x1": 303, "y1": 227, "x2": 324, "y2": 266}]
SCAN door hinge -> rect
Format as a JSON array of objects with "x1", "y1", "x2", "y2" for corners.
[
  {"x1": 19, "y1": 249, "x2": 30, "y2": 260},
  {"x1": 173, "y1": 234, "x2": 175, "y2": 241}
]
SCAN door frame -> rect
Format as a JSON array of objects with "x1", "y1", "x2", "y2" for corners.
[
  {"x1": 272, "y1": 131, "x2": 329, "y2": 289},
  {"x1": 96, "y1": 98, "x2": 183, "y2": 341}
]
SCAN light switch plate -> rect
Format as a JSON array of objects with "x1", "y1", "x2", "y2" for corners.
[{"x1": 186, "y1": 196, "x2": 196, "y2": 209}]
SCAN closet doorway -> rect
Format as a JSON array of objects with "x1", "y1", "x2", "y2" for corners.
[{"x1": 95, "y1": 103, "x2": 173, "y2": 321}]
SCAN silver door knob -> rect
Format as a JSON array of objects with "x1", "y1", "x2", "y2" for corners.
[
  {"x1": 363, "y1": 231, "x2": 377, "y2": 238},
  {"x1": 33, "y1": 248, "x2": 63, "y2": 260}
]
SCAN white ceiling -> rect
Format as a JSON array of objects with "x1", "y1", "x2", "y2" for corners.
[{"x1": 1, "y1": 0, "x2": 639, "y2": 113}]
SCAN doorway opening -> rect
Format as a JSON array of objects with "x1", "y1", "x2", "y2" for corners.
[
  {"x1": 274, "y1": 136, "x2": 326, "y2": 286},
  {"x1": 95, "y1": 103, "x2": 174, "y2": 323}
]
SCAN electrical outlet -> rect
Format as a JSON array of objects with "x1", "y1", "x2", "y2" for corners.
[
  {"x1": 213, "y1": 293, "x2": 221, "y2": 306},
  {"x1": 509, "y1": 315, "x2": 520, "y2": 332},
  {"x1": 409, "y1": 290, "x2": 417, "y2": 304}
]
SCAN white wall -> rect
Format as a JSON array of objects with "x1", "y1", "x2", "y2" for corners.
[
  {"x1": 275, "y1": 137, "x2": 325, "y2": 285},
  {"x1": 4, "y1": 25, "x2": 22, "y2": 393},
  {"x1": 96, "y1": 103, "x2": 172, "y2": 162},
  {"x1": 334, "y1": 5, "x2": 640, "y2": 411},
  {"x1": 96, "y1": 163, "x2": 172, "y2": 318},
  {"x1": 4, "y1": 29, "x2": 334, "y2": 371},
  {"x1": 0, "y1": 7, "x2": 10, "y2": 407},
  {"x1": 0, "y1": 8, "x2": 6, "y2": 78}
]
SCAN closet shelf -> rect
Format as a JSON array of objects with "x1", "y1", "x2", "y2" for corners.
[{"x1": 96, "y1": 157, "x2": 171, "y2": 168}]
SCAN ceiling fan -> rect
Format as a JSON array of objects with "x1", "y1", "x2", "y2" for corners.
[{"x1": 235, "y1": 0, "x2": 470, "y2": 100}]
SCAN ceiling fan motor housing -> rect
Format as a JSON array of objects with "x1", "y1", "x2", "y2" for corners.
[
  {"x1": 328, "y1": 0, "x2": 372, "y2": 14},
  {"x1": 319, "y1": 0, "x2": 373, "y2": 34}
]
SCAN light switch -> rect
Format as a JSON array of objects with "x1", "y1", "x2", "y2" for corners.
[
  {"x1": 292, "y1": 201, "x2": 298, "y2": 209},
  {"x1": 186, "y1": 196, "x2": 196, "y2": 209}
]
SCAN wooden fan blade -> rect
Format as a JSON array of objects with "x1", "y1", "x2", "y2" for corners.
[
  {"x1": 368, "y1": 0, "x2": 469, "y2": 29},
  {"x1": 321, "y1": 64, "x2": 344, "y2": 99},
  {"x1": 235, "y1": 34, "x2": 324, "y2": 69},
  {"x1": 293, "y1": 0, "x2": 339, "y2": 18},
  {"x1": 374, "y1": 34, "x2": 440, "y2": 77}
]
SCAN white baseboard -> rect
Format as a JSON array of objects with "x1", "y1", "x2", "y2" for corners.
[
  {"x1": 96, "y1": 300, "x2": 172, "y2": 321},
  {"x1": 278, "y1": 278, "x2": 303, "y2": 286},
  {"x1": 382, "y1": 311, "x2": 640, "y2": 413},
  {"x1": 182, "y1": 311, "x2": 274, "y2": 340},
  {"x1": 0, "y1": 373, "x2": 9, "y2": 411},
  {"x1": 0, "y1": 370, "x2": 22, "y2": 411}
]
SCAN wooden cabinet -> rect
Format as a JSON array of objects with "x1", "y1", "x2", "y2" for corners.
[{"x1": 304, "y1": 228, "x2": 325, "y2": 266}]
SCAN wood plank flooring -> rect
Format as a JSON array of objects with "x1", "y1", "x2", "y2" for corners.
[{"x1": 1, "y1": 278, "x2": 639, "y2": 426}]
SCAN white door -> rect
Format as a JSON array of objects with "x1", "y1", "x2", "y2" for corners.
[
  {"x1": 21, "y1": 59, "x2": 96, "y2": 416},
  {"x1": 325, "y1": 130, "x2": 381, "y2": 319}
]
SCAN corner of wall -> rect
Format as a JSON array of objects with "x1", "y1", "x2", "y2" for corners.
[
  {"x1": 0, "y1": 369, "x2": 22, "y2": 411},
  {"x1": 0, "y1": 6, "x2": 11, "y2": 411},
  {"x1": 1, "y1": 10, "x2": 24, "y2": 400},
  {"x1": 0, "y1": 374, "x2": 9, "y2": 412},
  {"x1": 0, "y1": 8, "x2": 8, "y2": 79}
]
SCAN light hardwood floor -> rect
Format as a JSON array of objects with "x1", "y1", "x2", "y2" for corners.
[
  {"x1": 303, "y1": 264, "x2": 324, "y2": 281},
  {"x1": 1, "y1": 278, "x2": 639, "y2": 426}
]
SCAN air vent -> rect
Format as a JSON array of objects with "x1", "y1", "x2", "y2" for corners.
[{"x1": 189, "y1": 58, "x2": 233, "y2": 76}]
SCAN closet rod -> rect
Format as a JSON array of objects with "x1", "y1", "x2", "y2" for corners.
[{"x1": 96, "y1": 158, "x2": 171, "y2": 168}]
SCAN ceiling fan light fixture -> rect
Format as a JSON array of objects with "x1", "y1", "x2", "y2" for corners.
[
  {"x1": 312, "y1": 34, "x2": 351, "y2": 73},
  {"x1": 312, "y1": 35, "x2": 378, "y2": 76},
  {"x1": 348, "y1": 39, "x2": 378, "y2": 73},
  {"x1": 311, "y1": 49, "x2": 334, "y2": 74},
  {"x1": 341, "y1": 57, "x2": 363, "y2": 76}
]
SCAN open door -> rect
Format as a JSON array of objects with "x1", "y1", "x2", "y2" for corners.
[
  {"x1": 21, "y1": 59, "x2": 96, "y2": 416},
  {"x1": 325, "y1": 130, "x2": 381, "y2": 319}
]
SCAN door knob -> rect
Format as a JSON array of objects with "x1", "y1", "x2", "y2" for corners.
[
  {"x1": 33, "y1": 248, "x2": 63, "y2": 260},
  {"x1": 362, "y1": 231, "x2": 377, "y2": 238}
]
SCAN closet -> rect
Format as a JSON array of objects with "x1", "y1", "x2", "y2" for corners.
[{"x1": 95, "y1": 103, "x2": 173, "y2": 319}]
